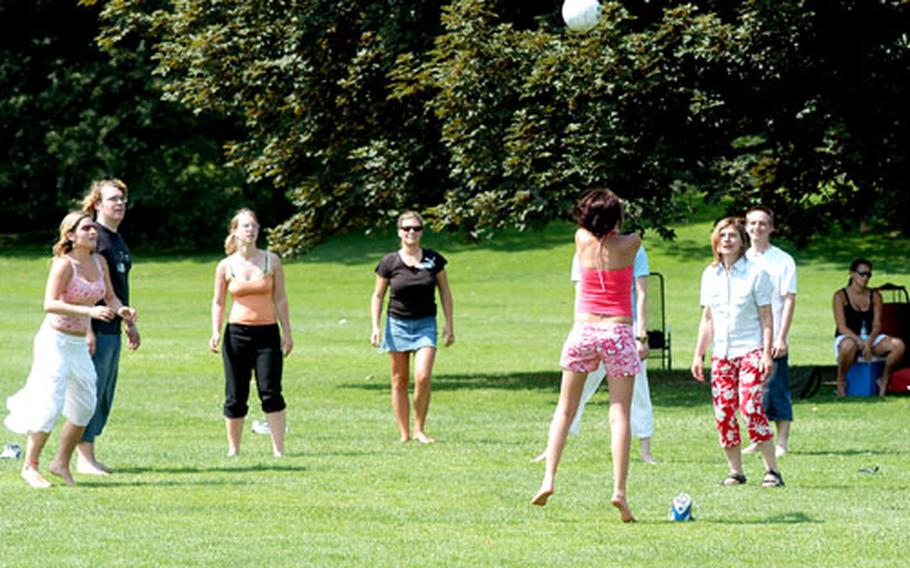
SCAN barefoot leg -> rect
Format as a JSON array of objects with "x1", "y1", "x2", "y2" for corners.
[
  {"x1": 606, "y1": 372, "x2": 635, "y2": 521},
  {"x1": 531, "y1": 370, "x2": 587, "y2": 506},
  {"x1": 413, "y1": 347, "x2": 436, "y2": 444},
  {"x1": 48, "y1": 421, "x2": 85, "y2": 486}
]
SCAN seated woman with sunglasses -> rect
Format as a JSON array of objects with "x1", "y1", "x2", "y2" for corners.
[
  {"x1": 833, "y1": 258, "x2": 906, "y2": 396},
  {"x1": 371, "y1": 212, "x2": 454, "y2": 443}
]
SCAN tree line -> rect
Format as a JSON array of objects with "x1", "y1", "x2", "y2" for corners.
[{"x1": 3, "y1": 1, "x2": 908, "y2": 253}]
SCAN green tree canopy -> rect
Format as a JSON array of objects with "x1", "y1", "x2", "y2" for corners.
[{"x1": 90, "y1": 1, "x2": 910, "y2": 252}]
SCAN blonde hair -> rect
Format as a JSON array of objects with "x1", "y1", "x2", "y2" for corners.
[
  {"x1": 53, "y1": 211, "x2": 93, "y2": 257},
  {"x1": 81, "y1": 178, "x2": 128, "y2": 216},
  {"x1": 224, "y1": 208, "x2": 260, "y2": 254},
  {"x1": 710, "y1": 217, "x2": 748, "y2": 266},
  {"x1": 397, "y1": 211, "x2": 423, "y2": 228}
]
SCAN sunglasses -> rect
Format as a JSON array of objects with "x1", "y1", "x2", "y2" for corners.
[
  {"x1": 400, "y1": 225, "x2": 423, "y2": 233},
  {"x1": 855, "y1": 271, "x2": 872, "y2": 278}
]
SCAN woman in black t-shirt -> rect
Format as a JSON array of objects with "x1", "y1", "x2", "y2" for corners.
[
  {"x1": 370, "y1": 212, "x2": 454, "y2": 443},
  {"x1": 833, "y1": 258, "x2": 905, "y2": 396}
]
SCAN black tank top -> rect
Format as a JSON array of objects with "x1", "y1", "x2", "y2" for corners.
[{"x1": 836, "y1": 288, "x2": 873, "y2": 337}]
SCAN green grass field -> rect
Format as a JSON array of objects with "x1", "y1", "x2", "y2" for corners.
[{"x1": 1, "y1": 215, "x2": 908, "y2": 567}]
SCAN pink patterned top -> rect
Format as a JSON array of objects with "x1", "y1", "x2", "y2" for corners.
[{"x1": 47, "y1": 255, "x2": 106, "y2": 335}]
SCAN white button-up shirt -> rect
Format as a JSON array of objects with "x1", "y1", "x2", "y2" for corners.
[{"x1": 700, "y1": 256, "x2": 773, "y2": 358}]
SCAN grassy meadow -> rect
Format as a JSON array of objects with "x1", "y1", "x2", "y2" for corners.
[{"x1": 1, "y1": 211, "x2": 909, "y2": 567}]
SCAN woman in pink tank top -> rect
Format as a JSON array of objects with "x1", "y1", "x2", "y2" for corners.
[
  {"x1": 5, "y1": 211, "x2": 135, "y2": 488},
  {"x1": 531, "y1": 189, "x2": 641, "y2": 523}
]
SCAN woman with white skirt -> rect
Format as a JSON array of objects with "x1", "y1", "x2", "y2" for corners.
[{"x1": 5, "y1": 211, "x2": 135, "y2": 488}]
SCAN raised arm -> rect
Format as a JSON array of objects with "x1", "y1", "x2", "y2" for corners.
[
  {"x1": 271, "y1": 252, "x2": 293, "y2": 357},
  {"x1": 210, "y1": 259, "x2": 229, "y2": 353},
  {"x1": 436, "y1": 270, "x2": 455, "y2": 346},
  {"x1": 370, "y1": 275, "x2": 389, "y2": 348}
]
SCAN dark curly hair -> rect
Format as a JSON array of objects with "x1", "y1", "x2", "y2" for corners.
[{"x1": 572, "y1": 189, "x2": 623, "y2": 238}]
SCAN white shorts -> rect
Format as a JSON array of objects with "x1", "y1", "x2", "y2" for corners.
[
  {"x1": 4, "y1": 325, "x2": 98, "y2": 434},
  {"x1": 833, "y1": 334, "x2": 886, "y2": 358}
]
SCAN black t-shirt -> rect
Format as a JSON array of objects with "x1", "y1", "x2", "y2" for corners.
[
  {"x1": 375, "y1": 249, "x2": 447, "y2": 319},
  {"x1": 92, "y1": 224, "x2": 131, "y2": 335}
]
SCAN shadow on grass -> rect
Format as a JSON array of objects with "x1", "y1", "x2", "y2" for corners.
[
  {"x1": 341, "y1": 371, "x2": 563, "y2": 393},
  {"x1": 115, "y1": 463, "x2": 307, "y2": 475},
  {"x1": 704, "y1": 511, "x2": 822, "y2": 525}
]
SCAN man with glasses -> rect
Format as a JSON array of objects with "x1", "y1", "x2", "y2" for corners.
[
  {"x1": 743, "y1": 206, "x2": 796, "y2": 458},
  {"x1": 76, "y1": 179, "x2": 140, "y2": 474}
]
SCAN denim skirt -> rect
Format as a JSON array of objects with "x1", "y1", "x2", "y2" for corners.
[{"x1": 382, "y1": 315, "x2": 437, "y2": 352}]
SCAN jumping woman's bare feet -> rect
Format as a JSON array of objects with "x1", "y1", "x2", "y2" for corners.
[
  {"x1": 48, "y1": 462, "x2": 75, "y2": 486},
  {"x1": 530, "y1": 485, "x2": 553, "y2": 506},
  {"x1": 611, "y1": 494, "x2": 636, "y2": 523},
  {"x1": 414, "y1": 431, "x2": 435, "y2": 444},
  {"x1": 21, "y1": 464, "x2": 51, "y2": 489}
]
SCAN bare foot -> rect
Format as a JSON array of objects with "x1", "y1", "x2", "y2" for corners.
[
  {"x1": 48, "y1": 463, "x2": 75, "y2": 486},
  {"x1": 530, "y1": 451, "x2": 546, "y2": 463},
  {"x1": 76, "y1": 458, "x2": 111, "y2": 476},
  {"x1": 876, "y1": 378, "x2": 888, "y2": 396},
  {"x1": 399, "y1": 435, "x2": 411, "y2": 444},
  {"x1": 414, "y1": 432, "x2": 435, "y2": 444},
  {"x1": 836, "y1": 384, "x2": 846, "y2": 397},
  {"x1": 641, "y1": 453, "x2": 658, "y2": 465},
  {"x1": 21, "y1": 465, "x2": 52, "y2": 489},
  {"x1": 611, "y1": 494, "x2": 636, "y2": 523},
  {"x1": 530, "y1": 486, "x2": 553, "y2": 506},
  {"x1": 227, "y1": 448, "x2": 239, "y2": 457}
]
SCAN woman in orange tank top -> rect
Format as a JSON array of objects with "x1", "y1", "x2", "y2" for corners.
[
  {"x1": 531, "y1": 189, "x2": 641, "y2": 523},
  {"x1": 210, "y1": 209, "x2": 293, "y2": 457}
]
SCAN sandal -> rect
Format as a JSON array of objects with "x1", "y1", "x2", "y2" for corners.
[
  {"x1": 720, "y1": 472, "x2": 747, "y2": 486},
  {"x1": 761, "y1": 469, "x2": 785, "y2": 488}
]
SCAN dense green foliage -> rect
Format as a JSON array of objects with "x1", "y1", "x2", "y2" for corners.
[
  {"x1": 2, "y1": 221, "x2": 910, "y2": 566},
  {"x1": 2, "y1": 1, "x2": 908, "y2": 252},
  {"x1": 90, "y1": 0, "x2": 909, "y2": 254},
  {"x1": 0, "y1": 0, "x2": 285, "y2": 249}
]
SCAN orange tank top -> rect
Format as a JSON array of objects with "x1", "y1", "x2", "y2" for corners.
[{"x1": 227, "y1": 253, "x2": 276, "y2": 325}]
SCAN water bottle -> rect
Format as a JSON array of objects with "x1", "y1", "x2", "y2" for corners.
[{"x1": 860, "y1": 322, "x2": 870, "y2": 361}]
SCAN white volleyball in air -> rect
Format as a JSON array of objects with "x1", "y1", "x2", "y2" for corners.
[{"x1": 562, "y1": 0, "x2": 602, "y2": 33}]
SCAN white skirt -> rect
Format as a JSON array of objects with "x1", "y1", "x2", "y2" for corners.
[{"x1": 4, "y1": 324, "x2": 98, "y2": 434}]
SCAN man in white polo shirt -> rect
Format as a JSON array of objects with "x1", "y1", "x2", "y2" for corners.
[{"x1": 743, "y1": 206, "x2": 797, "y2": 458}]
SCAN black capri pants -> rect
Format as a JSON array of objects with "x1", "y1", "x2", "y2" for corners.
[{"x1": 222, "y1": 323, "x2": 286, "y2": 418}]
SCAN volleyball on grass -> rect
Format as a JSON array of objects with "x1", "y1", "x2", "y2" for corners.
[{"x1": 562, "y1": 0, "x2": 602, "y2": 33}]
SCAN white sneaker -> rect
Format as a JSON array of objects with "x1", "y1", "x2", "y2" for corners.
[
  {"x1": 742, "y1": 442, "x2": 759, "y2": 454},
  {"x1": 251, "y1": 420, "x2": 271, "y2": 435}
]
